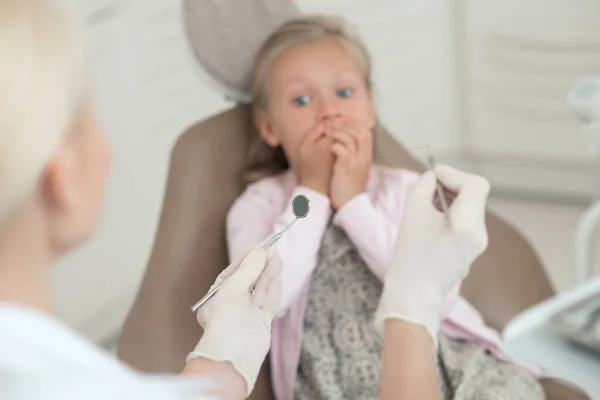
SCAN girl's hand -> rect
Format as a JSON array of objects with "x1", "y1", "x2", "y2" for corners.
[
  {"x1": 328, "y1": 117, "x2": 373, "y2": 209},
  {"x1": 298, "y1": 123, "x2": 335, "y2": 195}
]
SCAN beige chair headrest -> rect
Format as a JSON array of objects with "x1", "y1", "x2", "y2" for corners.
[{"x1": 182, "y1": 0, "x2": 301, "y2": 103}]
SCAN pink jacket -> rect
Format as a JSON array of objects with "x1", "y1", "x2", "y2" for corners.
[{"x1": 226, "y1": 167, "x2": 539, "y2": 400}]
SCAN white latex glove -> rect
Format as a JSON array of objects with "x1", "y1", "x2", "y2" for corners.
[
  {"x1": 187, "y1": 247, "x2": 282, "y2": 397},
  {"x1": 374, "y1": 165, "x2": 490, "y2": 342}
]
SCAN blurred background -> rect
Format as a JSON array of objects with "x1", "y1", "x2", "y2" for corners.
[{"x1": 63, "y1": 0, "x2": 600, "y2": 347}]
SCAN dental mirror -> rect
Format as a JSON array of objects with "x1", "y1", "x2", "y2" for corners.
[
  {"x1": 191, "y1": 194, "x2": 311, "y2": 312},
  {"x1": 292, "y1": 194, "x2": 310, "y2": 219},
  {"x1": 260, "y1": 194, "x2": 310, "y2": 250}
]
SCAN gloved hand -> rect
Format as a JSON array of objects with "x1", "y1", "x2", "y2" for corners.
[
  {"x1": 374, "y1": 165, "x2": 490, "y2": 343},
  {"x1": 187, "y1": 247, "x2": 282, "y2": 397}
]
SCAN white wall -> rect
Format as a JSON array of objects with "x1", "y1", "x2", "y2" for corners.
[
  {"x1": 460, "y1": 0, "x2": 600, "y2": 200},
  {"x1": 58, "y1": 0, "x2": 457, "y2": 342}
]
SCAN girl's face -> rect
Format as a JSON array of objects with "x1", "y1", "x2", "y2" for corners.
[{"x1": 255, "y1": 38, "x2": 376, "y2": 169}]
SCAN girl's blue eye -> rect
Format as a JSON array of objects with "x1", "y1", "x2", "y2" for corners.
[
  {"x1": 337, "y1": 87, "x2": 355, "y2": 98},
  {"x1": 293, "y1": 95, "x2": 311, "y2": 106}
]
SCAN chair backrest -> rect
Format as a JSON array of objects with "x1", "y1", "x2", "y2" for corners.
[{"x1": 117, "y1": 105, "x2": 556, "y2": 399}]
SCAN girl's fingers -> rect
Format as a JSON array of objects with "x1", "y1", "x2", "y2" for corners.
[
  {"x1": 351, "y1": 126, "x2": 373, "y2": 163},
  {"x1": 328, "y1": 130, "x2": 357, "y2": 155},
  {"x1": 339, "y1": 117, "x2": 372, "y2": 161},
  {"x1": 300, "y1": 123, "x2": 325, "y2": 149},
  {"x1": 331, "y1": 141, "x2": 350, "y2": 158}
]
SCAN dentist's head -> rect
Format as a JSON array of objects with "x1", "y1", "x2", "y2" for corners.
[{"x1": 0, "y1": 0, "x2": 110, "y2": 289}]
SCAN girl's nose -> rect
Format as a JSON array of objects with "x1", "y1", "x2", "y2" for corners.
[{"x1": 317, "y1": 97, "x2": 342, "y2": 122}]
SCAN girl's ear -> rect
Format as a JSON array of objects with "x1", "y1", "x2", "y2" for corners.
[{"x1": 255, "y1": 108, "x2": 281, "y2": 147}]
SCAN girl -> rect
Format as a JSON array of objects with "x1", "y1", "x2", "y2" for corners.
[{"x1": 226, "y1": 15, "x2": 543, "y2": 400}]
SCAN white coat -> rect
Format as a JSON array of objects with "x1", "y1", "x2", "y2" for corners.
[{"x1": 0, "y1": 304, "x2": 216, "y2": 400}]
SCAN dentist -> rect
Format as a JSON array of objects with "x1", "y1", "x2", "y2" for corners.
[{"x1": 0, "y1": 1, "x2": 490, "y2": 399}]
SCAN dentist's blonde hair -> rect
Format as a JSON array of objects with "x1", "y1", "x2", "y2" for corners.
[{"x1": 0, "y1": 0, "x2": 85, "y2": 222}]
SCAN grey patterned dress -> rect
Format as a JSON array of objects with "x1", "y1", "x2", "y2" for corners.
[{"x1": 294, "y1": 222, "x2": 544, "y2": 400}]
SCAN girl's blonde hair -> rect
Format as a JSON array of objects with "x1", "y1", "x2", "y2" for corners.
[
  {"x1": 244, "y1": 15, "x2": 373, "y2": 184},
  {"x1": 0, "y1": 0, "x2": 85, "y2": 222}
]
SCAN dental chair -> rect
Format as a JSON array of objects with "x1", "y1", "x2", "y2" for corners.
[{"x1": 117, "y1": 1, "x2": 590, "y2": 399}]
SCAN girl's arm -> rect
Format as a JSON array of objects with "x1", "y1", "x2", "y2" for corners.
[
  {"x1": 332, "y1": 170, "x2": 420, "y2": 281},
  {"x1": 227, "y1": 183, "x2": 331, "y2": 315}
]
